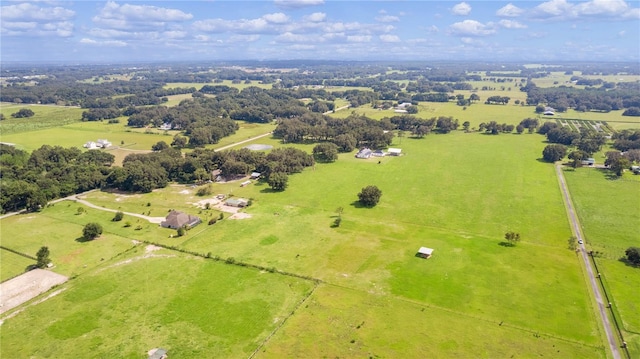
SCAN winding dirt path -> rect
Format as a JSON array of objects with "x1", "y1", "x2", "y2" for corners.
[
  {"x1": 555, "y1": 163, "x2": 621, "y2": 359},
  {"x1": 71, "y1": 195, "x2": 165, "y2": 224}
]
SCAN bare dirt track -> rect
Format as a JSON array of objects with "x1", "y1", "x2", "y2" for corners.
[{"x1": 0, "y1": 269, "x2": 68, "y2": 315}]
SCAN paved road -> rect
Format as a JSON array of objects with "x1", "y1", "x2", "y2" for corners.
[
  {"x1": 214, "y1": 131, "x2": 273, "y2": 152},
  {"x1": 555, "y1": 163, "x2": 621, "y2": 359}
]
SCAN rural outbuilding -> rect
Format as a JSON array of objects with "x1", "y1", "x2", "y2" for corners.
[
  {"x1": 226, "y1": 198, "x2": 249, "y2": 207},
  {"x1": 161, "y1": 211, "x2": 201, "y2": 229},
  {"x1": 581, "y1": 158, "x2": 595, "y2": 166},
  {"x1": 387, "y1": 148, "x2": 402, "y2": 156},
  {"x1": 250, "y1": 172, "x2": 261, "y2": 179},
  {"x1": 356, "y1": 148, "x2": 372, "y2": 159},
  {"x1": 416, "y1": 247, "x2": 434, "y2": 259}
]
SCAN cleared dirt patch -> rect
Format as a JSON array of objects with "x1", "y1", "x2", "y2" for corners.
[
  {"x1": 0, "y1": 269, "x2": 68, "y2": 315},
  {"x1": 229, "y1": 212, "x2": 252, "y2": 220}
]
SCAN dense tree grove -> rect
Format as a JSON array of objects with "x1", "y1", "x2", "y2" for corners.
[
  {"x1": 542, "y1": 144, "x2": 568, "y2": 162},
  {"x1": 0, "y1": 144, "x2": 115, "y2": 213},
  {"x1": 523, "y1": 81, "x2": 640, "y2": 113}
]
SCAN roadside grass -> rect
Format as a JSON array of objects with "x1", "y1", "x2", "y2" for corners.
[
  {"x1": 0, "y1": 104, "x2": 84, "y2": 136},
  {"x1": 260, "y1": 284, "x2": 605, "y2": 358},
  {"x1": 0, "y1": 205, "x2": 139, "y2": 278},
  {"x1": 0, "y1": 252, "x2": 314, "y2": 359},
  {"x1": 0, "y1": 249, "x2": 35, "y2": 282},
  {"x1": 563, "y1": 167, "x2": 640, "y2": 354}
]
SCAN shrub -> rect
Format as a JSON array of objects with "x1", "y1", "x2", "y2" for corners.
[
  {"x1": 208, "y1": 218, "x2": 217, "y2": 225},
  {"x1": 82, "y1": 222, "x2": 103, "y2": 240},
  {"x1": 358, "y1": 185, "x2": 382, "y2": 207},
  {"x1": 112, "y1": 211, "x2": 124, "y2": 222}
]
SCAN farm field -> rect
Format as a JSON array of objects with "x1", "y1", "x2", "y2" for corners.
[
  {"x1": 0, "y1": 250, "x2": 315, "y2": 359},
  {"x1": 332, "y1": 100, "x2": 635, "y2": 130},
  {"x1": 3, "y1": 65, "x2": 639, "y2": 358},
  {"x1": 0, "y1": 103, "x2": 84, "y2": 136},
  {"x1": 563, "y1": 168, "x2": 640, "y2": 355},
  {"x1": 0, "y1": 129, "x2": 611, "y2": 357}
]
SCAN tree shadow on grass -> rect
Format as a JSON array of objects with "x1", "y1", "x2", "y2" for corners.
[
  {"x1": 349, "y1": 200, "x2": 370, "y2": 209},
  {"x1": 75, "y1": 236, "x2": 93, "y2": 243},
  {"x1": 596, "y1": 168, "x2": 619, "y2": 181},
  {"x1": 498, "y1": 241, "x2": 516, "y2": 247},
  {"x1": 260, "y1": 187, "x2": 280, "y2": 194},
  {"x1": 618, "y1": 257, "x2": 640, "y2": 269}
]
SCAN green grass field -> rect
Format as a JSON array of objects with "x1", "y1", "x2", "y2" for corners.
[
  {"x1": 3, "y1": 74, "x2": 639, "y2": 357},
  {"x1": 0, "y1": 103, "x2": 84, "y2": 136},
  {"x1": 563, "y1": 168, "x2": 640, "y2": 355},
  {"x1": 0, "y1": 251, "x2": 315, "y2": 358},
  {"x1": 0, "y1": 249, "x2": 35, "y2": 282}
]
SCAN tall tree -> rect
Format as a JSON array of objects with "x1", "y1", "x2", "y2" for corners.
[
  {"x1": 36, "y1": 246, "x2": 50, "y2": 268},
  {"x1": 358, "y1": 185, "x2": 382, "y2": 207},
  {"x1": 82, "y1": 222, "x2": 103, "y2": 241}
]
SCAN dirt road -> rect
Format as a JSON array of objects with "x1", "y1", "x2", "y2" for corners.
[
  {"x1": 215, "y1": 132, "x2": 273, "y2": 152},
  {"x1": 555, "y1": 163, "x2": 621, "y2": 359},
  {"x1": 71, "y1": 195, "x2": 165, "y2": 224}
]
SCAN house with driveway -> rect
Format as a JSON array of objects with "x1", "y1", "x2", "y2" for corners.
[{"x1": 161, "y1": 211, "x2": 201, "y2": 229}]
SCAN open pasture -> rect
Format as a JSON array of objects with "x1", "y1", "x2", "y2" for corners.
[
  {"x1": 0, "y1": 250, "x2": 35, "y2": 282},
  {"x1": 563, "y1": 167, "x2": 640, "y2": 354},
  {"x1": 178, "y1": 131, "x2": 604, "y2": 347},
  {"x1": 0, "y1": 103, "x2": 84, "y2": 136},
  {"x1": 0, "y1": 252, "x2": 314, "y2": 359},
  {"x1": 0, "y1": 204, "x2": 142, "y2": 278},
  {"x1": 260, "y1": 284, "x2": 604, "y2": 358}
]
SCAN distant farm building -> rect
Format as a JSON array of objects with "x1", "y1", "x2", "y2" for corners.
[
  {"x1": 581, "y1": 158, "x2": 595, "y2": 166},
  {"x1": 356, "y1": 148, "x2": 372, "y2": 159},
  {"x1": 161, "y1": 211, "x2": 201, "y2": 229},
  {"x1": 226, "y1": 198, "x2": 249, "y2": 207},
  {"x1": 416, "y1": 247, "x2": 434, "y2": 259},
  {"x1": 372, "y1": 150, "x2": 385, "y2": 157},
  {"x1": 387, "y1": 148, "x2": 402, "y2": 156},
  {"x1": 159, "y1": 123, "x2": 172, "y2": 130},
  {"x1": 83, "y1": 139, "x2": 111, "y2": 150},
  {"x1": 250, "y1": 172, "x2": 261, "y2": 179},
  {"x1": 240, "y1": 180, "x2": 251, "y2": 187},
  {"x1": 543, "y1": 107, "x2": 555, "y2": 116}
]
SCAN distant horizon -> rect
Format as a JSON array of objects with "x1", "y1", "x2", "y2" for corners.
[{"x1": 1, "y1": 1, "x2": 639, "y2": 64}]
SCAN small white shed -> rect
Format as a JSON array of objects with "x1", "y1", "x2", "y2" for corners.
[{"x1": 417, "y1": 247, "x2": 434, "y2": 259}]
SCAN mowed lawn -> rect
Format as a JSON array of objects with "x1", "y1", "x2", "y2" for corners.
[
  {"x1": 563, "y1": 168, "x2": 640, "y2": 356},
  {"x1": 0, "y1": 250, "x2": 315, "y2": 359},
  {"x1": 180, "y1": 131, "x2": 603, "y2": 349}
]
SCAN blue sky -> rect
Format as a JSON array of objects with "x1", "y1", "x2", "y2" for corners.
[{"x1": 1, "y1": 0, "x2": 639, "y2": 63}]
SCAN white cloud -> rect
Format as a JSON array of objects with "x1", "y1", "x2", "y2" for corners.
[
  {"x1": 0, "y1": 2, "x2": 74, "y2": 37},
  {"x1": 347, "y1": 35, "x2": 371, "y2": 43},
  {"x1": 163, "y1": 30, "x2": 187, "y2": 39},
  {"x1": 379, "y1": 34, "x2": 400, "y2": 43},
  {"x1": 275, "y1": 32, "x2": 314, "y2": 43},
  {"x1": 95, "y1": 1, "x2": 192, "y2": 22},
  {"x1": 1, "y1": 3, "x2": 74, "y2": 21},
  {"x1": 79, "y1": 38, "x2": 127, "y2": 47},
  {"x1": 451, "y1": 2, "x2": 471, "y2": 16},
  {"x1": 376, "y1": 15, "x2": 399, "y2": 23},
  {"x1": 274, "y1": 0, "x2": 324, "y2": 9},
  {"x1": 263, "y1": 13, "x2": 289, "y2": 24},
  {"x1": 496, "y1": 3, "x2": 524, "y2": 17},
  {"x1": 531, "y1": 0, "x2": 640, "y2": 20},
  {"x1": 449, "y1": 20, "x2": 496, "y2": 36},
  {"x1": 304, "y1": 12, "x2": 326, "y2": 22},
  {"x1": 229, "y1": 34, "x2": 261, "y2": 43},
  {"x1": 427, "y1": 25, "x2": 439, "y2": 33},
  {"x1": 193, "y1": 18, "x2": 271, "y2": 34},
  {"x1": 498, "y1": 20, "x2": 527, "y2": 29}
]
